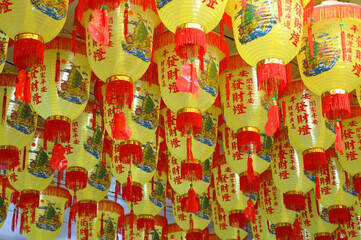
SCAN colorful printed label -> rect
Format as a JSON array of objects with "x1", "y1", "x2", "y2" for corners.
[
  {"x1": 194, "y1": 113, "x2": 217, "y2": 147},
  {"x1": 31, "y1": 0, "x2": 67, "y2": 20},
  {"x1": 36, "y1": 203, "x2": 62, "y2": 231},
  {"x1": 84, "y1": 126, "x2": 102, "y2": 159},
  {"x1": 194, "y1": 194, "x2": 211, "y2": 220},
  {"x1": 88, "y1": 164, "x2": 112, "y2": 191},
  {"x1": 133, "y1": 93, "x2": 159, "y2": 130},
  {"x1": 200, "y1": 57, "x2": 219, "y2": 97},
  {"x1": 28, "y1": 148, "x2": 52, "y2": 179},
  {"x1": 7, "y1": 101, "x2": 36, "y2": 134},
  {"x1": 135, "y1": 142, "x2": 158, "y2": 173}
]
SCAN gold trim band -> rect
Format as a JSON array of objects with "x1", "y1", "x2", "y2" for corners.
[
  {"x1": 177, "y1": 107, "x2": 201, "y2": 115},
  {"x1": 118, "y1": 140, "x2": 142, "y2": 148},
  {"x1": 181, "y1": 159, "x2": 202, "y2": 165},
  {"x1": 123, "y1": 181, "x2": 142, "y2": 188},
  {"x1": 321, "y1": 89, "x2": 348, "y2": 99},
  {"x1": 275, "y1": 222, "x2": 292, "y2": 228},
  {"x1": 354, "y1": 173, "x2": 361, "y2": 178},
  {"x1": 284, "y1": 191, "x2": 304, "y2": 196},
  {"x1": 303, "y1": 147, "x2": 325, "y2": 155},
  {"x1": 257, "y1": 58, "x2": 284, "y2": 68},
  {"x1": 239, "y1": 171, "x2": 259, "y2": 177},
  {"x1": 15, "y1": 33, "x2": 44, "y2": 43},
  {"x1": 314, "y1": 232, "x2": 332, "y2": 238},
  {"x1": 177, "y1": 23, "x2": 205, "y2": 32},
  {"x1": 229, "y1": 209, "x2": 244, "y2": 215},
  {"x1": 188, "y1": 229, "x2": 202, "y2": 233},
  {"x1": 47, "y1": 115, "x2": 71, "y2": 123},
  {"x1": 181, "y1": 192, "x2": 200, "y2": 199},
  {"x1": 21, "y1": 190, "x2": 40, "y2": 195},
  {"x1": 78, "y1": 200, "x2": 97, "y2": 205},
  {"x1": 67, "y1": 166, "x2": 87, "y2": 174},
  {"x1": 0, "y1": 145, "x2": 18, "y2": 151},
  {"x1": 138, "y1": 214, "x2": 154, "y2": 220},
  {"x1": 328, "y1": 204, "x2": 348, "y2": 211},
  {"x1": 237, "y1": 126, "x2": 260, "y2": 134},
  {"x1": 106, "y1": 75, "x2": 132, "y2": 84}
]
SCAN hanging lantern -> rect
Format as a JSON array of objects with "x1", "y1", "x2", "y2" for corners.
[
  {"x1": 299, "y1": 190, "x2": 337, "y2": 240},
  {"x1": 332, "y1": 208, "x2": 360, "y2": 240},
  {"x1": 22, "y1": 185, "x2": 71, "y2": 239},
  {"x1": 272, "y1": 130, "x2": 314, "y2": 211},
  {"x1": 111, "y1": 131, "x2": 160, "y2": 203},
  {"x1": 103, "y1": 66, "x2": 160, "y2": 160},
  {"x1": 8, "y1": 122, "x2": 54, "y2": 232},
  {"x1": 259, "y1": 170, "x2": 297, "y2": 240},
  {"x1": 220, "y1": 120, "x2": 273, "y2": 194},
  {"x1": 298, "y1": 2, "x2": 361, "y2": 122},
  {"x1": 285, "y1": 80, "x2": 335, "y2": 172},
  {"x1": 154, "y1": 31, "x2": 225, "y2": 135},
  {"x1": 219, "y1": 54, "x2": 272, "y2": 152},
  {"x1": 31, "y1": 33, "x2": 91, "y2": 165},
  {"x1": 127, "y1": 165, "x2": 167, "y2": 232},
  {"x1": 317, "y1": 149, "x2": 356, "y2": 225},
  {"x1": 65, "y1": 100, "x2": 103, "y2": 193},
  {"x1": 212, "y1": 155, "x2": 256, "y2": 229},
  {"x1": 92, "y1": 199, "x2": 124, "y2": 240},
  {"x1": 228, "y1": 0, "x2": 304, "y2": 97},
  {"x1": 0, "y1": 30, "x2": 9, "y2": 74},
  {"x1": 252, "y1": 204, "x2": 276, "y2": 240},
  {"x1": 79, "y1": 1, "x2": 160, "y2": 114},
  {"x1": 0, "y1": 174, "x2": 15, "y2": 229},
  {"x1": 172, "y1": 191, "x2": 211, "y2": 240},
  {"x1": 0, "y1": 69, "x2": 38, "y2": 170},
  {"x1": 336, "y1": 106, "x2": 361, "y2": 195},
  {"x1": 168, "y1": 223, "x2": 186, "y2": 240}
]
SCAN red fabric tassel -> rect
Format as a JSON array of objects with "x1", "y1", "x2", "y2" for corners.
[
  {"x1": 11, "y1": 206, "x2": 16, "y2": 231},
  {"x1": 293, "y1": 216, "x2": 301, "y2": 240},
  {"x1": 244, "y1": 199, "x2": 255, "y2": 223},
  {"x1": 57, "y1": 170, "x2": 63, "y2": 188},
  {"x1": 186, "y1": 185, "x2": 200, "y2": 213},
  {"x1": 282, "y1": 95, "x2": 286, "y2": 125},
  {"x1": 77, "y1": 0, "x2": 84, "y2": 22},
  {"x1": 124, "y1": 3, "x2": 129, "y2": 39},
  {"x1": 105, "y1": 80, "x2": 133, "y2": 109},
  {"x1": 55, "y1": 52, "x2": 61, "y2": 82},
  {"x1": 49, "y1": 143, "x2": 68, "y2": 171},
  {"x1": 189, "y1": 215, "x2": 194, "y2": 237},
  {"x1": 257, "y1": 63, "x2": 287, "y2": 97},
  {"x1": 13, "y1": 37, "x2": 44, "y2": 69},
  {"x1": 265, "y1": 98, "x2": 280, "y2": 136},
  {"x1": 115, "y1": 181, "x2": 121, "y2": 203},
  {"x1": 303, "y1": 150, "x2": 327, "y2": 172},
  {"x1": 239, "y1": 174, "x2": 260, "y2": 193},
  {"x1": 144, "y1": 230, "x2": 149, "y2": 240},
  {"x1": 176, "y1": 110, "x2": 203, "y2": 135},
  {"x1": 68, "y1": 206, "x2": 73, "y2": 239},
  {"x1": 100, "y1": 213, "x2": 104, "y2": 236},
  {"x1": 345, "y1": 172, "x2": 349, "y2": 188},
  {"x1": 72, "y1": 22, "x2": 77, "y2": 55},
  {"x1": 122, "y1": 175, "x2": 143, "y2": 203},
  {"x1": 127, "y1": 171, "x2": 132, "y2": 199},
  {"x1": 229, "y1": 211, "x2": 248, "y2": 228},
  {"x1": 137, "y1": 217, "x2": 155, "y2": 231},
  {"x1": 44, "y1": 118, "x2": 71, "y2": 143},
  {"x1": 283, "y1": 193, "x2": 306, "y2": 211},
  {"x1": 337, "y1": 227, "x2": 348, "y2": 240},
  {"x1": 78, "y1": 201, "x2": 97, "y2": 218},
  {"x1": 117, "y1": 142, "x2": 143, "y2": 165},
  {"x1": 2, "y1": 88, "x2": 7, "y2": 123},
  {"x1": 181, "y1": 134, "x2": 202, "y2": 182},
  {"x1": 15, "y1": 69, "x2": 32, "y2": 104},
  {"x1": 322, "y1": 93, "x2": 351, "y2": 120},
  {"x1": 242, "y1": 0, "x2": 247, "y2": 10},
  {"x1": 130, "y1": 205, "x2": 134, "y2": 230},
  {"x1": 353, "y1": 175, "x2": 361, "y2": 195},
  {"x1": 88, "y1": 6, "x2": 110, "y2": 50},
  {"x1": 112, "y1": 108, "x2": 132, "y2": 140},
  {"x1": 237, "y1": 230, "x2": 241, "y2": 240},
  {"x1": 340, "y1": 23, "x2": 346, "y2": 62},
  {"x1": 92, "y1": 103, "x2": 97, "y2": 131},
  {"x1": 1, "y1": 181, "x2": 5, "y2": 202},
  {"x1": 94, "y1": 79, "x2": 105, "y2": 107},
  {"x1": 65, "y1": 170, "x2": 88, "y2": 191},
  {"x1": 22, "y1": 146, "x2": 26, "y2": 171},
  {"x1": 335, "y1": 120, "x2": 343, "y2": 154},
  {"x1": 226, "y1": 70, "x2": 230, "y2": 102},
  {"x1": 315, "y1": 171, "x2": 321, "y2": 200},
  {"x1": 277, "y1": 0, "x2": 283, "y2": 22},
  {"x1": 0, "y1": 147, "x2": 20, "y2": 171},
  {"x1": 247, "y1": 152, "x2": 255, "y2": 183},
  {"x1": 176, "y1": 61, "x2": 199, "y2": 97},
  {"x1": 275, "y1": 224, "x2": 293, "y2": 239},
  {"x1": 308, "y1": 20, "x2": 314, "y2": 57},
  {"x1": 329, "y1": 207, "x2": 350, "y2": 225},
  {"x1": 187, "y1": 132, "x2": 194, "y2": 164}
]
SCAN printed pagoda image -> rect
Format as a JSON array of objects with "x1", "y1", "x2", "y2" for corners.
[
  {"x1": 8, "y1": 102, "x2": 37, "y2": 134},
  {"x1": 36, "y1": 203, "x2": 62, "y2": 231},
  {"x1": 200, "y1": 57, "x2": 218, "y2": 97},
  {"x1": 29, "y1": 147, "x2": 52, "y2": 178},
  {"x1": 31, "y1": 0, "x2": 67, "y2": 20},
  {"x1": 58, "y1": 66, "x2": 88, "y2": 104},
  {"x1": 84, "y1": 126, "x2": 102, "y2": 159}
]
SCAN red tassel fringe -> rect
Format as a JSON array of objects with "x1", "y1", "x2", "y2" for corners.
[
  {"x1": 13, "y1": 37, "x2": 44, "y2": 69},
  {"x1": 353, "y1": 175, "x2": 361, "y2": 195},
  {"x1": 137, "y1": 217, "x2": 155, "y2": 231},
  {"x1": 44, "y1": 119, "x2": 71, "y2": 143},
  {"x1": 321, "y1": 93, "x2": 350, "y2": 120},
  {"x1": 340, "y1": 23, "x2": 346, "y2": 62},
  {"x1": 2, "y1": 88, "x2": 7, "y2": 123},
  {"x1": 15, "y1": 69, "x2": 32, "y2": 104},
  {"x1": 308, "y1": 22, "x2": 314, "y2": 57},
  {"x1": 328, "y1": 207, "x2": 350, "y2": 225},
  {"x1": 335, "y1": 120, "x2": 343, "y2": 154},
  {"x1": 122, "y1": 184, "x2": 143, "y2": 203},
  {"x1": 303, "y1": 151, "x2": 327, "y2": 172},
  {"x1": 124, "y1": 3, "x2": 129, "y2": 39},
  {"x1": 176, "y1": 111, "x2": 202, "y2": 135},
  {"x1": 257, "y1": 63, "x2": 287, "y2": 97},
  {"x1": 275, "y1": 225, "x2": 293, "y2": 240},
  {"x1": 105, "y1": 80, "x2": 134, "y2": 110},
  {"x1": 181, "y1": 162, "x2": 202, "y2": 182},
  {"x1": 315, "y1": 236, "x2": 332, "y2": 240},
  {"x1": 239, "y1": 174, "x2": 260, "y2": 193},
  {"x1": 283, "y1": 193, "x2": 306, "y2": 211},
  {"x1": 0, "y1": 147, "x2": 20, "y2": 171},
  {"x1": 247, "y1": 153, "x2": 255, "y2": 183},
  {"x1": 315, "y1": 171, "x2": 321, "y2": 200},
  {"x1": 237, "y1": 131, "x2": 261, "y2": 154},
  {"x1": 100, "y1": 213, "x2": 104, "y2": 236},
  {"x1": 55, "y1": 53, "x2": 61, "y2": 83},
  {"x1": 229, "y1": 212, "x2": 248, "y2": 229},
  {"x1": 65, "y1": 170, "x2": 88, "y2": 191},
  {"x1": 72, "y1": 22, "x2": 77, "y2": 55},
  {"x1": 186, "y1": 231, "x2": 203, "y2": 240},
  {"x1": 118, "y1": 143, "x2": 143, "y2": 165},
  {"x1": 277, "y1": 0, "x2": 283, "y2": 22},
  {"x1": 77, "y1": 201, "x2": 97, "y2": 218}
]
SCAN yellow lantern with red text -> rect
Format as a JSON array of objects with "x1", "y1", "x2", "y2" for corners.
[
  {"x1": 22, "y1": 185, "x2": 71, "y2": 240},
  {"x1": 0, "y1": 174, "x2": 15, "y2": 230},
  {"x1": 259, "y1": 170, "x2": 297, "y2": 240},
  {"x1": 332, "y1": 208, "x2": 361, "y2": 240},
  {"x1": 0, "y1": 69, "x2": 38, "y2": 170},
  {"x1": 272, "y1": 130, "x2": 314, "y2": 211},
  {"x1": 228, "y1": 0, "x2": 304, "y2": 97},
  {"x1": 297, "y1": 2, "x2": 361, "y2": 122},
  {"x1": 252, "y1": 205, "x2": 276, "y2": 240},
  {"x1": 31, "y1": 34, "x2": 91, "y2": 159},
  {"x1": 285, "y1": 80, "x2": 335, "y2": 172}
]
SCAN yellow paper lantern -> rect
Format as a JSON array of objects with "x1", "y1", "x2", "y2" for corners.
[
  {"x1": 300, "y1": 190, "x2": 337, "y2": 240},
  {"x1": 0, "y1": 174, "x2": 15, "y2": 230},
  {"x1": 22, "y1": 185, "x2": 71, "y2": 240},
  {"x1": 0, "y1": 0, "x2": 69, "y2": 70},
  {"x1": 212, "y1": 155, "x2": 256, "y2": 229},
  {"x1": 297, "y1": 2, "x2": 361, "y2": 121},
  {"x1": 92, "y1": 199, "x2": 124, "y2": 240},
  {"x1": 259, "y1": 170, "x2": 297, "y2": 240},
  {"x1": 331, "y1": 208, "x2": 361, "y2": 240},
  {"x1": 228, "y1": 0, "x2": 304, "y2": 97},
  {"x1": 155, "y1": 0, "x2": 226, "y2": 63},
  {"x1": 0, "y1": 30, "x2": 8, "y2": 74},
  {"x1": 81, "y1": 1, "x2": 160, "y2": 113},
  {"x1": 0, "y1": 69, "x2": 38, "y2": 170},
  {"x1": 285, "y1": 80, "x2": 335, "y2": 172},
  {"x1": 31, "y1": 34, "x2": 91, "y2": 153},
  {"x1": 252, "y1": 205, "x2": 276, "y2": 240},
  {"x1": 220, "y1": 121, "x2": 273, "y2": 193},
  {"x1": 272, "y1": 130, "x2": 314, "y2": 211}
]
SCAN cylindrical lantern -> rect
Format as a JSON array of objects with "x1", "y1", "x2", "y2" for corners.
[
  {"x1": 259, "y1": 170, "x2": 297, "y2": 240},
  {"x1": 332, "y1": 208, "x2": 361, "y2": 240},
  {"x1": 0, "y1": 174, "x2": 15, "y2": 229},
  {"x1": 220, "y1": 121, "x2": 273, "y2": 193},
  {"x1": 300, "y1": 190, "x2": 337, "y2": 240},
  {"x1": 272, "y1": 130, "x2": 314, "y2": 211},
  {"x1": 81, "y1": 1, "x2": 160, "y2": 113},
  {"x1": 92, "y1": 199, "x2": 124, "y2": 240},
  {"x1": 65, "y1": 100, "x2": 103, "y2": 192},
  {"x1": 154, "y1": 31, "x2": 224, "y2": 135},
  {"x1": 228, "y1": 0, "x2": 304, "y2": 97},
  {"x1": 318, "y1": 150, "x2": 357, "y2": 225},
  {"x1": 0, "y1": 30, "x2": 9, "y2": 74},
  {"x1": 212, "y1": 155, "x2": 256, "y2": 229},
  {"x1": 285, "y1": 80, "x2": 335, "y2": 172},
  {"x1": 219, "y1": 54, "x2": 270, "y2": 154},
  {"x1": 298, "y1": 2, "x2": 361, "y2": 121},
  {"x1": 0, "y1": 69, "x2": 38, "y2": 170},
  {"x1": 252, "y1": 204, "x2": 276, "y2": 240},
  {"x1": 22, "y1": 185, "x2": 71, "y2": 240},
  {"x1": 31, "y1": 34, "x2": 91, "y2": 160},
  {"x1": 156, "y1": 0, "x2": 226, "y2": 62}
]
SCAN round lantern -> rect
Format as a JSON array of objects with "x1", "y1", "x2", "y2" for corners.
[
  {"x1": 156, "y1": 0, "x2": 226, "y2": 62},
  {"x1": 0, "y1": 174, "x2": 15, "y2": 229},
  {"x1": 65, "y1": 100, "x2": 103, "y2": 192},
  {"x1": 228, "y1": 0, "x2": 304, "y2": 97},
  {"x1": 219, "y1": 54, "x2": 271, "y2": 153},
  {"x1": 212, "y1": 155, "x2": 256, "y2": 229},
  {"x1": 297, "y1": 2, "x2": 361, "y2": 122},
  {"x1": 332, "y1": 208, "x2": 361, "y2": 240},
  {"x1": 111, "y1": 132, "x2": 160, "y2": 203},
  {"x1": 154, "y1": 31, "x2": 225, "y2": 135},
  {"x1": 168, "y1": 223, "x2": 186, "y2": 240},
  {"x1": 0, "y1": 30, "x2": 8, "y2": 74},
  {"x1": 212, "y1": 199, "x2": 248, "y2": 240},
  {"x1": 252, "y1": 204, "x2": 276, "y2": 240},
  {"x1": 8, "y1": 122, "x2": 54, "y2": 227},
  {"x1": 92, "y1": 199, "x2": 124, "y2": 240},
  {"x1": 0, "y1": 69, "x2": 38, "y2": 170},
  {"x1": 80, "y1": 1, "x2": 160, "y2": 114},
  {"x1": 272, "y1": 130, "x2": 314, "y2": 211},
  {"x1": 0, "y1": 1, "x2": 69, "y2": 70},
  {"x1": 300, "y1": 190, "x2": 337, "y2": 240},
  {"x1": 336, "y1": 106, "x2": 361, "y2": 195},
  {"x1": 30, "y1": 34, "x2": 91, "y2": 165},
  {"x1": 259, "y1": 170, "x2": 297, "y2": 240},
  {"x1": 22, "y1": 185, "x2": 71, "y2": 240},
  {"x1": 163, "y1": 106, "x2": 220, "y2": 182},
  {"x1": 173, "y1": 191, "x2": 211, "y2": 240},
  {"x1": 220, "y1": 121, "x2": 273, "y2": 193},
  {"x1": 285, "y1": 80, "x2": 335, "y2": 172},
  {"x1": 317, "y1": 149, "x2": 357, "y2": 225}
]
